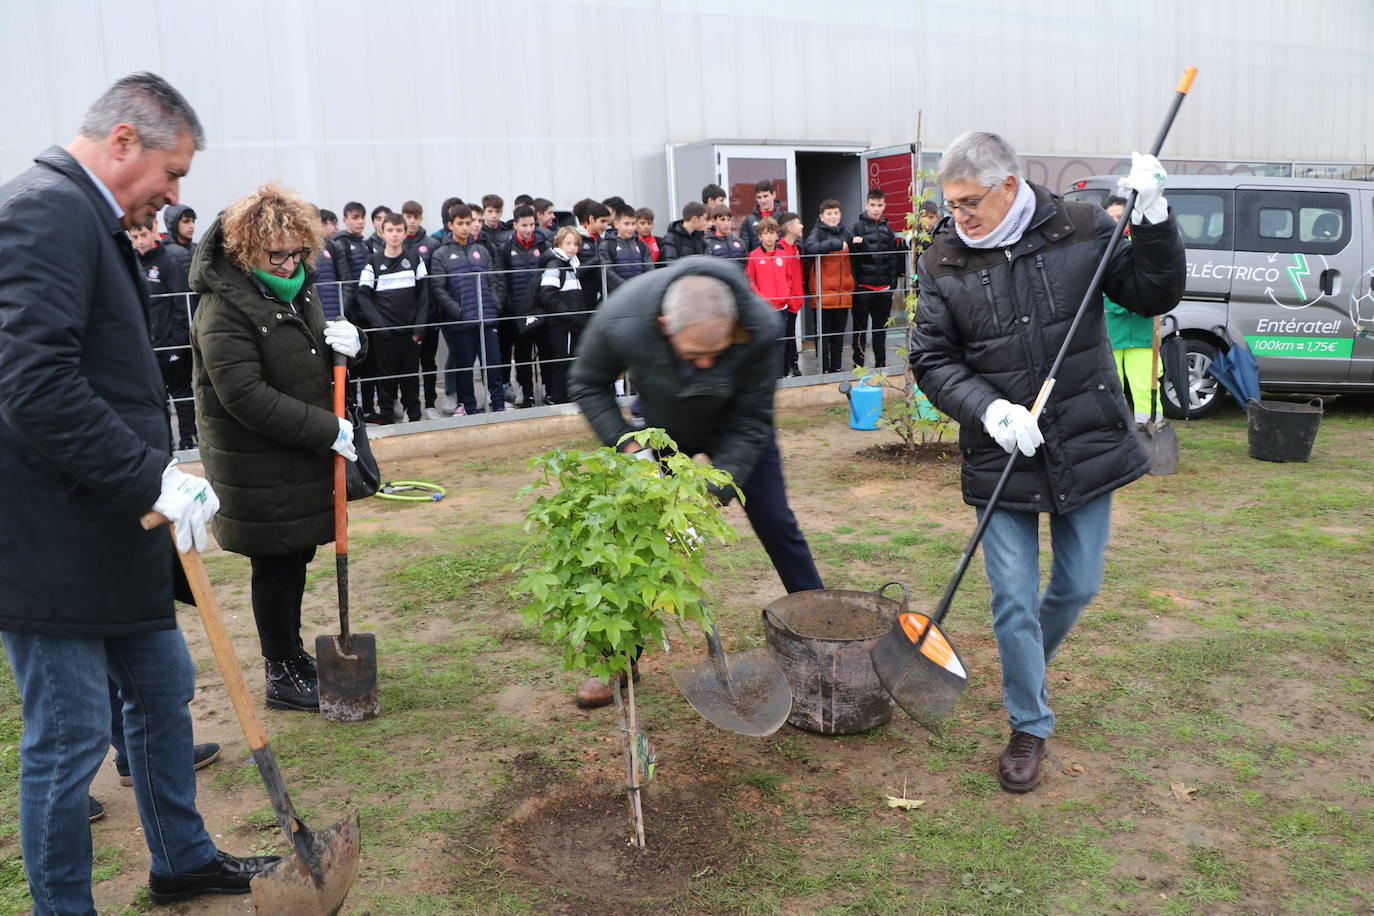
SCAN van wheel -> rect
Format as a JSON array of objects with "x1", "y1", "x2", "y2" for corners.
[{"x1": 1161, "y1": 338, "x2": 1224, "y2": 419}]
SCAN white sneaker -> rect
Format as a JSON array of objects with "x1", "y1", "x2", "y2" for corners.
[
  {"x1": 453, "y1": 405, "x2": 467, "y2": 417},
  {"x1": 439, "y1": 393, "x2": 458, "y2": 414},
  {"x1": 423, "y1": 407, "x2": 445, "y2": 421}
]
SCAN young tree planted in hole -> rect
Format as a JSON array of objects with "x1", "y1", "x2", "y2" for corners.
[
  {"x1": 854, "y1": 168, "x2": 956, "y2": 453},
  {"x1": 513, "y1": 427, "x2": 739, "y2": 847}
]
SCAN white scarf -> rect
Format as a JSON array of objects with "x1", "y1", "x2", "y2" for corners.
[{"x1": 956, "y1": 178, "x2": 1036, "y2": 250}]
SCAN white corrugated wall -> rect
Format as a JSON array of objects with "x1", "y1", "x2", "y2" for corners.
[{"x1": 1, "y1": 0, "x2": 1368, "y2": 225}]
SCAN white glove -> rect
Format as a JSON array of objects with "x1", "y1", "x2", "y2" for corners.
[
  {"x1": 1115, "y1": 151, "x2": 1168, "y2": 225},
  {"x1": 982, "y1": 398, "x2": 1044, "y2": 457},
  {"x1": 631, "y1": 447, "x2": 658, "y2": 462},
  {"x1": 331, "y1": 416, "x2": 358, "y2": 462},
  {"x1": 324, "y1": 320, "x2": 361, "y2": 358},
  {"x1": 152, "y1": 462, "x2": 220, "y2": 554}
]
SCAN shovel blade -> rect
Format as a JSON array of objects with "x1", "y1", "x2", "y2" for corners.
[
  {"x1": 250, "y1": 809, "x2": 360, "y2": 916},
  {"x1": 672, "y1": 647, "x2": 792, "y2": 737},
  {"x1": 316, "y1": 633, "x2": 380, "y2": 722},
  {"x1": 1143, "y1": 420, "x2": 1179, "y2": 476},
  {"x1": 870, "y1": 614, "x2": 968, "y2": 733}
]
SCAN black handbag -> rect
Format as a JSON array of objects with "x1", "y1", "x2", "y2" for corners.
[{"x1": 344, "y1": 402, "x2": 381, "y2": 500}]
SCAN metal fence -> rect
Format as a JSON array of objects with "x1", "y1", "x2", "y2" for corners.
[{"x1": 152, "y1": 249, "x2": 912, "y2": 454}]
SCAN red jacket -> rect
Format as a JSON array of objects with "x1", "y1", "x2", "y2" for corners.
[
  {"x1": 777, "y1": 239, "x2": 806, "y2": 312},
  {"x1": 747, "y1": 244, "x2": 801, "y2": 313}
]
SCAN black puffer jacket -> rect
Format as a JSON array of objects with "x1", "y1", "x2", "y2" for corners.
[
  {"x1": 660, "y1": 220, "x2": 705, "y2": 262},
  {"x1": 849, "y1": 214, "x2": 905, "y2": 288},
  {"x1": 190, "y1": 218, "x2": 367, "y2": 557},
  {"x1": 911, "y1": 182, "x2": 1185, "y2": 513}
]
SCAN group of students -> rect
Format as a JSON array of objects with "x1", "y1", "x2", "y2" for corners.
[{"x1": 136, "y1": 180, "x2": 921, "y2": 442}]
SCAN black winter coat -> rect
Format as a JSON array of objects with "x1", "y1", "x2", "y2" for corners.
[
  {"x1": 430, "y1": 235, "x2": 503, "y2": 325},
  {"x1": 140, "y1": 243, "x2": 194, "y2": 350},
  {"x1": 331, "y1": 229, "x2": 371, "y2": 313},
  {"x1": 910, "y1": 183, "x2": 1186, "y2": 513},
  {"x1": 189, "y1": 218, "x2": 367, "y2": 557},
  {"x1": 533, "y1": 250, "x2": 587, "y2": 332},
  {"x1": 849, "y1": 214, "x2": 904, "y2": 288},
  {"x1": 0, "y1": 147, "x2": 177, "y2": 635},
  {"x1": 315, "y1": 237, "x2": 345, "y2": 321},
  {"x1": 568, "y1": 256, "x2": 782, "y2": 504},
  {"x1": 704, "y1": 232, "x2": 749, "y2": 264},
  {"x1": 597, "y1": 235, "x2": 651, "y2": 282},
  {"x1": 495, "y1": 233, "x2": 548, "y2": 318},
  {"x1": 740, "y1": 201, "x2": 786, "y2": 255},
  {"x1": 660, "y1": 220, "x2": 705, "y2": 262}
]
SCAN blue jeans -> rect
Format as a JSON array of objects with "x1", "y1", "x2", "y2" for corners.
[
  {"x1": 2, "y1": 627, "x2": 218, "y2": 915},
  {"x1": 976, "y1": 492, "x2": 1112, "y2": 738}
]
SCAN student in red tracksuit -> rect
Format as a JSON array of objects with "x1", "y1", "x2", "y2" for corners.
[
  {"x1": 747, "y1": 218, "x2": 802, "y2": 378},
  {"x1": 775, "y1": 212, "x2": 807, "y2": 375}
]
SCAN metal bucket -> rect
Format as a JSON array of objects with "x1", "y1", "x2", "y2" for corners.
[{"x1": 761, "y1": 584, "x2": 905, "y2": 735}]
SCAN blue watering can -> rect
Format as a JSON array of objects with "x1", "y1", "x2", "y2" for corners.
[{"x1": 840, "y1": 376, "x2": 883, "y2": 430}]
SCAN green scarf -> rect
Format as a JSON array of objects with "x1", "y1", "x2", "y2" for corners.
[{"x1": 251, "y1": 264, "x2": 306, "y2": 303}]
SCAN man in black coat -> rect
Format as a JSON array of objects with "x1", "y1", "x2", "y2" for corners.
[
  {"x1": 568, "y1": 257, "x2": 824, "y2": 707},
  {"x1": 0, "y1": 72, "x2": 278, "y2": 911},
  {"x1": 911, "y1": 131, "x2": 1185, "y2": 794}
]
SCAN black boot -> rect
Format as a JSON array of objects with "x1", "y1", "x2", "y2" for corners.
[
  {"x1": 292, "y1": 645, "x2": 317, "y2": 679},
  {"x1": 265, "y1": 656, "x2": 318, "y2": 712}
]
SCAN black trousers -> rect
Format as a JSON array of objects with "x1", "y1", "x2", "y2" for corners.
[
  {"x1": 851, "y1": 288, "x2": 893, "y2": 368},
  {"x1": 249, "y1": 546, "x2": 317, "y2": 660},
  {"x1": 418, "y1": 326, "x2": 440, "y2": 408},
  {"x1": 158, "y1": 351, "x2": 197, "y2": 449},
  {"x1": 542, "y1": 326, "x2": 573, "y2": 404},
  {"x1": 514, "y1": 330, "x2": 539, "y2": 404},
  {"x1": 357, "y1": 349, "x2": 381, "y2": 417},
  {"x1": 737, "y1": 431, "x2": 824, "y2": 594},
  {"x1": 497, "y1": 318, "x2": 518, "y2": 389},
  {"x1": 372, "y1": 332, "x2": 421, "y2": 422},
  {"x1": 820, "y1": 308, "x2": 850, "y2": 374},
  {"x1": 777, "y1": 310, "x2": 798, "y2": 377}
]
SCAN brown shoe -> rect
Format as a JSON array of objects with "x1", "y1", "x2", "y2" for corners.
[
  {"x1": 573, "y1": 665, "x2": 640, "y2": 709},
  {"x1": 998, "y1": 731, "x2": 1046, "y2": 792}
]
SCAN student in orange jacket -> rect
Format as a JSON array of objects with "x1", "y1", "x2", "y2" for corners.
[
  {"x1": 746, "y1": 217, "x2": 802, "y2": 377},
  {"x1": 803, "y1": 199, "x2": 855, "y2": 373}
]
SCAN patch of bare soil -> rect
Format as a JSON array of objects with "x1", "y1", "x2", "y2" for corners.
[
  {"x1": 495, "y1": 779, "x2": 735, "y2": 903},
  {"x1": 856, "y1": 440, "x2": 960, "y2": 464}
]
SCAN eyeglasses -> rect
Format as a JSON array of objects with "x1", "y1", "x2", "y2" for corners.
[
  {"x1": 938, "y1": 184, "x2": 1001, "y2": 219},
  {"x1": 264, "y1": 247, "x2": 311, "y2": 266}
]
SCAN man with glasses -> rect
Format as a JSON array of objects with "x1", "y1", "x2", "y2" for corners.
[{"x1": 911, "y1": 131, "x2": 1185, "y2": 793}]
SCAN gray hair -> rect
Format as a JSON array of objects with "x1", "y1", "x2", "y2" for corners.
[
  {"x1": 78, "y1": 72, "x2": 205, "y2": 151},
  {"x1": 661, "y1": 273, "x2": 737, "y2": 335},
  {"x1": 936, "y1": 131, "x2": 1019, "y2": 187}
]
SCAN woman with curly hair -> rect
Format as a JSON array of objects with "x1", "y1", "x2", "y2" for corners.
[{"x1": 189, "y1": 183, "x2": 366, "y2": 711}]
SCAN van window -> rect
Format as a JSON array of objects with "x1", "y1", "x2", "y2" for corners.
[
  {"x1": 1169, "y1": 191, "x2": 1230, "y2": 250},
  {"x1": 1237, "y1": 190, "x2": 1350, "y2": 255},
  {"x1": 1063, "y1": 188, "x2": 1110, "y2": 207},
  {"x1": 1258, "y1": 208, "x2": 1293, "y2": 238}
]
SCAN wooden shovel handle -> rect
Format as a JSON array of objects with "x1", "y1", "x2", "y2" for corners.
[
  {"x1": 141, "y1": 511, "x2": 271, "y2": 753},
  {"x1": 333, "y1": 360, "x2": 347, "y2": 554}
]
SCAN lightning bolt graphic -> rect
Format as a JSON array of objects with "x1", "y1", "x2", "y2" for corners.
[{"x1": 1286, "y1": 253, "x2": 1310, "y2": 300}]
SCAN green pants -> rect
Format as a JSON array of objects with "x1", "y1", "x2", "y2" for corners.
[{"x1": 1113, "y1": 347, "x2": 1156, "y2": 421}]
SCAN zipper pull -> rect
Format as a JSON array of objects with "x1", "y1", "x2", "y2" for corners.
[
  {"x1": 1035, "y1": 254, "x2": 1045, "y2": 269},
  {"x1": 1005, "y1": 249, "x2": 1012, "y2": 262},
  {"x1": 979, "y1": 270, "x2": 991, "y2": 285}
]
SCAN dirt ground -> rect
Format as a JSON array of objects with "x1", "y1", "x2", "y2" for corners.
[{"x1": 15, "y1": 399, "x2": 1374, "y2": 914}]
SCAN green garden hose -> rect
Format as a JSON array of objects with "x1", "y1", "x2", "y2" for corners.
[{"x1": 374, "y1": 480, "x2": 446, "y2": 502}]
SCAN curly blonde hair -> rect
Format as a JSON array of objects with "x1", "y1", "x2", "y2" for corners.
[{"x1": 220, "y1": 183, "x2": 319, "y2": 275}]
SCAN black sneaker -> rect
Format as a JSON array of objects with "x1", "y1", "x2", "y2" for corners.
[
  {"x1": 117, "y1": 742, "x2": 222, "y2": 786},
  {"x1": 88, "y1": 796, "x2": 105, "y2": 823},
  {"x1": 265, "y1": 657, "x2": 319, "y2": 712},
  {"x1": 147, "y1": 850, "x2": 281, "y2": 904}
]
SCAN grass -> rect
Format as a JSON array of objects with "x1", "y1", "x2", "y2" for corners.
[{"x1": 3, "y1": 400, "x2": 1374, "y2": 913}]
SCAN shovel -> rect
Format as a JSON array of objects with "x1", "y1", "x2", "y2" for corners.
[
  {"x1": 870, "y1": 66, "x2": 1198, "y2": 731},
  {"x1": 1143, "y1": 315, "x2": 1179, "y2": 475},
  {"x1": 317, "y1": 356, "x2": 380, "y2": 722},
  {"x1": 141, "y1": 513, "x2": 360, "y2": 915},
  {"x1": 672, "y1": 624, "x2": 792, "y2": 737}
]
